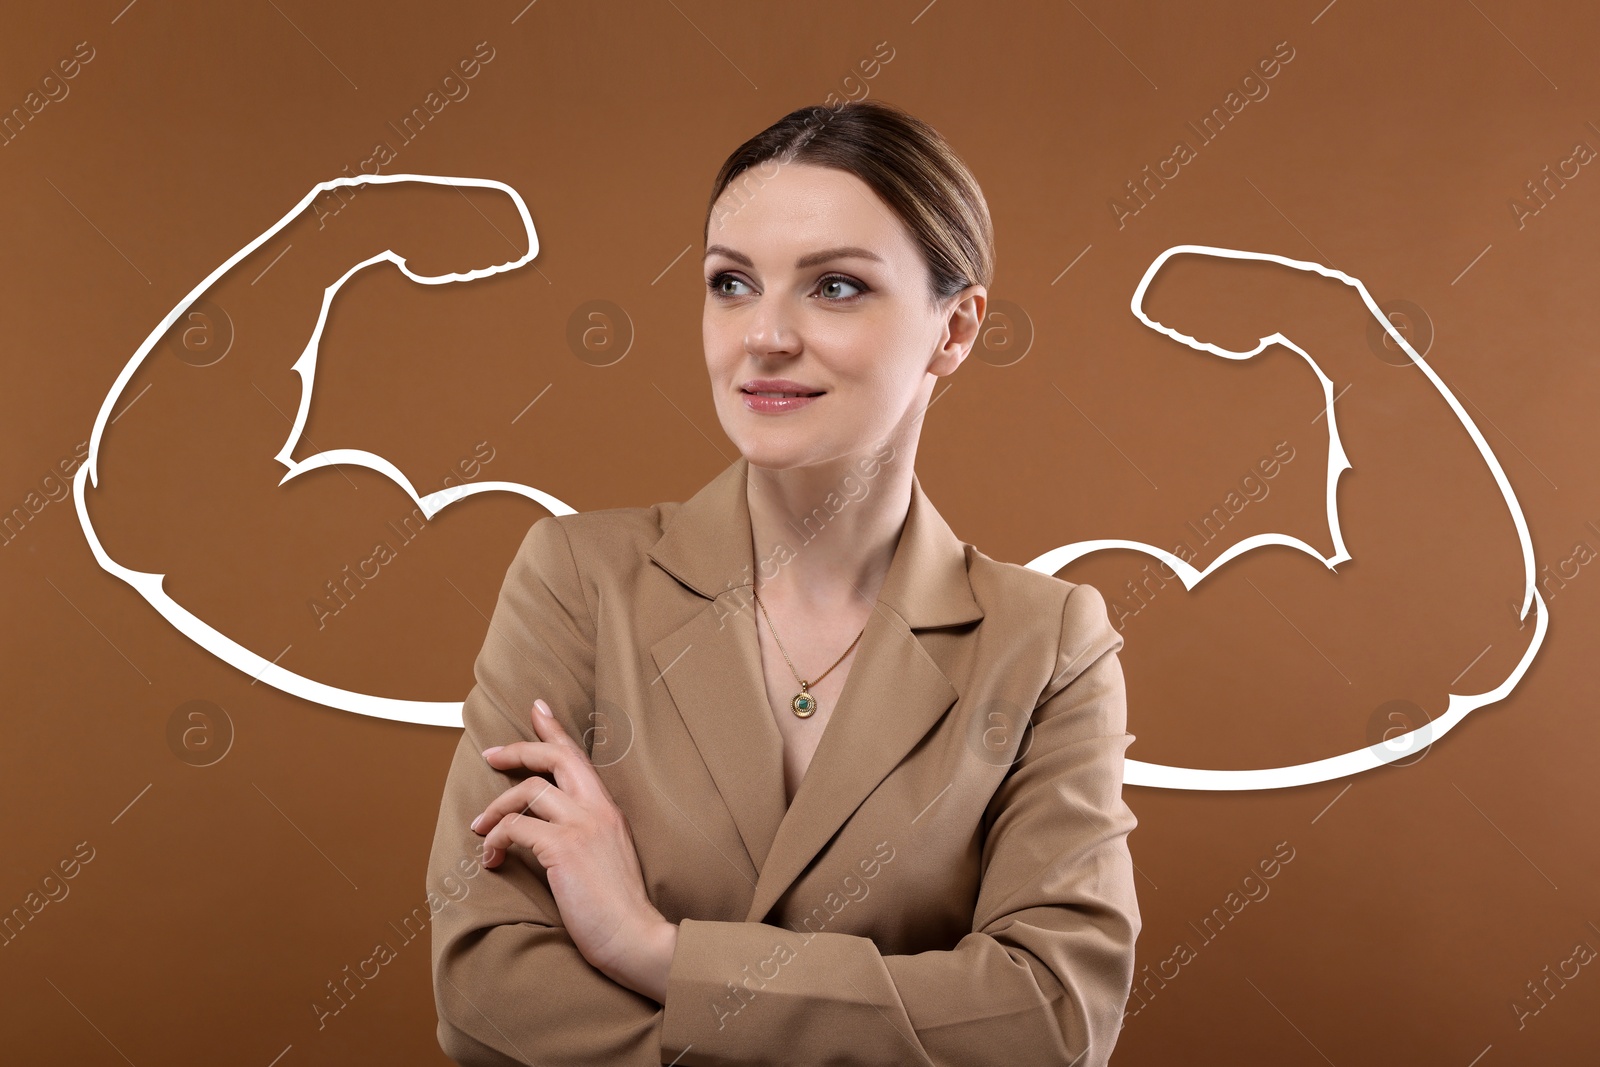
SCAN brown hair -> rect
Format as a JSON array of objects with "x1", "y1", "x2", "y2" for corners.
[{"x1": 704, "y1": 99, "x2": 995, "y2": 305}]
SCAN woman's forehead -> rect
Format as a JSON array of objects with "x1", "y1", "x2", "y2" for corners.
[{"x1": 708, "y1": 168, "x2": 916, "y2": 267}]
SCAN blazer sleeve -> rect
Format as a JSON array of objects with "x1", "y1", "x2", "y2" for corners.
[
  {"x1": 658, "y1": 581, "x2": 1141, "y2": 1067},
  {"x1": 427, "y1": 515, "x2": 667, "y2": 1066}
]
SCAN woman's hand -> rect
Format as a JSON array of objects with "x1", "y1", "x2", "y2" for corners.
[{"x1": 470, "y1": 698, "x2": 677, "y2": 1001}]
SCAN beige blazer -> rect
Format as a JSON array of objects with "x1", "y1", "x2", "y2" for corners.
[{"x1": 427, "y1": 455, "x2": 1141, "y2": 1066}]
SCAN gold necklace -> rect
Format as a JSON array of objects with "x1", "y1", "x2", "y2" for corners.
[{"x1": 752, "y1": 587, "x2": 865, "y2": 718}]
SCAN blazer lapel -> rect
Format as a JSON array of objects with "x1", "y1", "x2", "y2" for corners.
[
  {"x1": 647, "y1": 454, "x2": 985, "y2": 923},
  {"x1": 648, "y1": 458, "x2": 788, "y2": 877}
]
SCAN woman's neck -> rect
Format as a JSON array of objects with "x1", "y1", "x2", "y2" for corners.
[{"x1": 744, "y1": 451, "x2": 914, "y2": 612}]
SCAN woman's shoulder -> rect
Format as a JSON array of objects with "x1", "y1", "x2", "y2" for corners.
[
  {"x1": 542, "y1": 500, "x2": 669, "y2": 541},
  {"x1": 963, "y1": 542, "x2": 1080, "y2": 612},
  {"x1": 522, "y1": 502, "x2": 673, "y2": 585},
  {"x1": 963, "y1": 544, "x2": 1117, "y2": 647}
]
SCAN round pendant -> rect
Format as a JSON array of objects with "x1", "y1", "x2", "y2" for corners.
[{"x1": 791, "y1": 692, "x2": 817, "y2": 718}]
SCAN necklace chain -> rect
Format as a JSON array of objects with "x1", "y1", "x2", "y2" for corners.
[{"x1": 752, "y1": 587, "x2": 865, "y2": 718}]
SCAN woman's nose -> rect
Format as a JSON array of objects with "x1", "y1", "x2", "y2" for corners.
[{"x1": 744, "y1": 313, "x2": 801, "y2": 357}]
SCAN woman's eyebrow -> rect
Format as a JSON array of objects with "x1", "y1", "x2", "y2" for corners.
[{"x1": 704, "y1": 244, "x2": 885, "y2": 269}]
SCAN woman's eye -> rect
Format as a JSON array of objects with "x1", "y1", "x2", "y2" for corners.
[
  {"x1": 816, "y1": 274, "x2": 864, "y2": 301},
  {"x1": 706, "y1": 271, "x2": 864, "y2": 302},
  {"x1": 707, "y1": 272, "x2": 750, "y2": 298}
]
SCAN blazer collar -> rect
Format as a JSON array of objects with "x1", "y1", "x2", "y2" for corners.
[{"x1": 647, "y1": 454, "x2": 984, "y2": 922}]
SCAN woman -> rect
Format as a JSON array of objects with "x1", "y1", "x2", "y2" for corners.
[{"x1": 427, "y1": 99, "x2": 1141, "y2": 1066}]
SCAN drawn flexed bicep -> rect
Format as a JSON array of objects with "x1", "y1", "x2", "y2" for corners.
[
  {"x1": 1033, "y1": 245, "x2": 1545, "y2": 790},
  {"x1": 76, "y1": 175, "x2": 565, "y2": 726}
]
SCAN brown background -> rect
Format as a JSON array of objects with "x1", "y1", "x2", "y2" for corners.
[{"x1": 3, "y1": 0, "x2": 1597, "y2": 1062}]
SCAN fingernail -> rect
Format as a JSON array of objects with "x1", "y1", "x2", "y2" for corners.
[
  {"x1": 470, "y1": 814, "x2": 485, "y2": 832},
  {"x1": 536, "y1": 700, "x2": 553, "y2": 718},
  {"x1": 482, "y1": 746, "x2": 502, "y2": 758}
]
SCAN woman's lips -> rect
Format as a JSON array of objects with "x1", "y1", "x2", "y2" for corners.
[{"x1": 741, "y1": 388, "x2": 824, "y2": 414}]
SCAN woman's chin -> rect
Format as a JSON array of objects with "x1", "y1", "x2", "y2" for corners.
[
  {"x1": 736, "y1": 439, "x2": 816, "y2": 469},
  {"x1": 739, "y1": 446, "x2": 805, "y2": 471}
]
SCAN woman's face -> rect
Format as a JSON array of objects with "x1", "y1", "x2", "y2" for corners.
[{"x1": 703, "y1": 162, "x2": 982, "y2": 472}]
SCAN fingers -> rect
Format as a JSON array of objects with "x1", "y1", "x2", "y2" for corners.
[
  {"x1": 494, "y1": 700, "x2": 594, "y2": 790},
  {"x1": 474, "y1": 764, "x2": 565, "y2": 823},
  {"x1": 478, "y1": 806, "x2": 549, "y2": 870},
  {"x1": 470, "y1": 700, "x2": 600, "y2": 866},
  {"x1": 527, "y1": 697, "x2": 605, "y2": 801},
  {"x1": 472, "y1": 764, "x2": 566, "y2": 870}
]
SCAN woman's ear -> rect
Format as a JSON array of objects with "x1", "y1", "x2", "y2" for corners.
[{"x1": 931, "y1": 285, "x2": 986, "y2": 375}]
